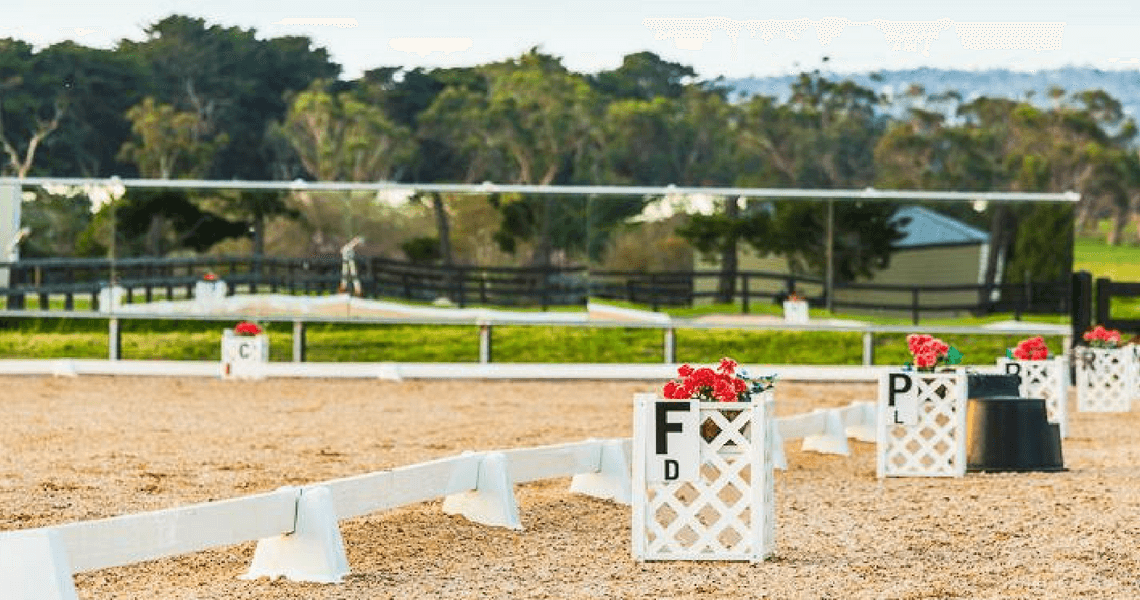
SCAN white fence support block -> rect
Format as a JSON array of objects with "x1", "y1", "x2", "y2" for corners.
[
  {"x1": 0, "y1": 529, "x2": 79, "y2": 600},
  {"x1": 844, "y1": 401, "x2": 878, "y2": 443},
  {"x1": 570, "y1": 439, "x2": 632, "y2": 504},
  {"x1": 801, "y1": 409, "x2": 850, "y2": 456},
  {"x1": 243, "y1": 486, "x2": 349, "y2": 584},
  {"x1": 442, "y1": 452, "x2": 522, "y2": 530},
  {"x1": 769, "y1": 418, "x2": 787, "y2": 470}
]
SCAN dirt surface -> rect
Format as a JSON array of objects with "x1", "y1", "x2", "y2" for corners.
[{"x1": 3, "y1": 376, "x2": 1139, "y2": 599}]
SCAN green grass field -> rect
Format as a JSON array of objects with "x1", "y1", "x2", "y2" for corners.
[{"x1": 0, "y1": 315, "x2": 1062, "y2": 366}]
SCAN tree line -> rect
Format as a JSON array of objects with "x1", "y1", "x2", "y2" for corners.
[{"x1": 2, "y1": 14, "x2": 1135, "y2": 300}]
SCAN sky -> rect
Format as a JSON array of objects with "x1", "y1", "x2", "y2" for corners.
[{"x1": 2, "y1": 0, "x2": 1138, "y2": 81}]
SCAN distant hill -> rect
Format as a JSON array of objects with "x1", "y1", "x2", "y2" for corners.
[{"x1": 724, "y1": 67, "x2": 1140, "y2": 121}]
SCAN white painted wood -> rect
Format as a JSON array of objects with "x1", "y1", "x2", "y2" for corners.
[
  {"x1": 501, "y1": 440, "x2": 602, "y2": 484},
  {"x1": 244, "y1": 487, "x2": 349, "y2": 583},
  {"x1": 877, "y1": 369, "x2": 967, "y2": 478},
  {"x1": 0, "y1": 529, "x2": 79, "y2": 600},
  {"x1": 53, "y1": 487, "x2": 298, "y2": 573},
  {"x1": 322, "y1": 454, "x2": 480, "y2": 520},
  {"x1": 441, "y1": 452, "x2": 522, "y2": 530}
]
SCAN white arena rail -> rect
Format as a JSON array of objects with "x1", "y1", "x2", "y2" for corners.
[
  {"x1": 0, "y1": 400, "x2": 878, "y2": 598},
  {"x1": 0, "y1": 358, "x2": 915, "y2": 382}
]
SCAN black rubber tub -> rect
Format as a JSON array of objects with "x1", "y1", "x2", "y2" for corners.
[
  {"x1": 967, "y1": 373, "x2": 1021, "y2": 399},
  {"x1": 966, "y1": 396, "x2": 1064, "y2": 472}
]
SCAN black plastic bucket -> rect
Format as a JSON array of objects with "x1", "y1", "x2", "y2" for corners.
[
  {"x1": 966, "y1": 396, "x2": 1064, "y2": 472},
  {"x1": 967, "y1": 373, "x2": 1021, "y2": 399}
]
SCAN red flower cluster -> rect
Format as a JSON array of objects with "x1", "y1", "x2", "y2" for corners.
[
  {"x1": 1012, "y1": 336, "x2": 1049, "y2": 361},
  {"x1": 203, "y1": 272, "x2": 217, "y2": 281},
  {"x1": 907, "y1": 334, "x2": 950, "y2": 369},
  {"x1": 1083, "y1": 325, "x2": 1121, "y2": 348},
  {"x1": 234, "y1": 321, "x2": 263, "y2": 337},
  {"x1": 663, "y1": 357, "x2": 746, "y2": 403}
]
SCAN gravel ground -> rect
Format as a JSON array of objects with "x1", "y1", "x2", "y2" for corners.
[{"x1": 2, "y1": 376, "x2": 1139, "y2": 599}]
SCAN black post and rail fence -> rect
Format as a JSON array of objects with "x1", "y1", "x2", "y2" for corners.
[{"x1": 1, "y1": 254, "x2": 1074, "y2": 323}]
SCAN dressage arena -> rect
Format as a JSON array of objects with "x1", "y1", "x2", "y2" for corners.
[{"x1": 4, "y1": 375, "x2": 1140, "y2": 599}]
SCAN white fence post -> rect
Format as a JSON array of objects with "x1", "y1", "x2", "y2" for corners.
[
  {"x1": 632, "y1": 392, "x2": 774, "y2": 562},
  {"x1": 877, "y1": 369, "x2": 967, "y2": 478},
  {"x1": 0, "y1": 529, "x2": 78, "y2": 600}
]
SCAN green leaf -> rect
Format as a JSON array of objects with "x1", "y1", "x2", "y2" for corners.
[
  {"x1": 945, "y1": 347, "x2": 963, "y2": 365},
  {"x1": 1006, "y1": 348, "x2": 1014, "y2": 359}
]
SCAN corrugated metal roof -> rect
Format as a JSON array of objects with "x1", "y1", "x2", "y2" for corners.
[{"x1": 890, "y1": 206, "x2": 989, "y2": 248}]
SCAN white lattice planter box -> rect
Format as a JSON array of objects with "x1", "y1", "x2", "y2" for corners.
[
  {"x1": 632, "y1": 393, "x2": 775, "y2": 562},
  {"x1": 221, "y1": 331, "x2": 269, "y2": 379},
  {"x1": 195, "y1": 280, "x2": 228, "y2": 305},
  {"x1": 997, "y1": 357, "x2": 1069, "y2": 438},
  {"x1": 1076, "y1": 347, "x2": 1133, "y2": 413},
  {"x1": 877, "y1": 369, "x2": 967, "y2": 478},
  {"x1": 782, "y1": 300, "x2": 809, "y2": 324}
]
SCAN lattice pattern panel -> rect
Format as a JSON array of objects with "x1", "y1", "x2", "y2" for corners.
[
  {"x1": 877, "y1": 370, "x2": 966, "y2": 478},
  {"x1": 997, "y1": 357, "x2": 1069, "y2": 438},
  {"x1": 1076, "y1": 347, "x2": 1132, "y2": 413},
  {"x1": 633, "y1": 395, "x2": 774, "y2": 562}
]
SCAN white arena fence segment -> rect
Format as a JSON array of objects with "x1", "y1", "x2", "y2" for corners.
[
  {"x1": 0, "y1": 392, "x2": 884, "y2": 594},
  {"x1": 0, "y1": 438, "x2": 634, "y2": 597},
  {"x1": 0, "y1": 359, "x2": 908, "y2": 381}
]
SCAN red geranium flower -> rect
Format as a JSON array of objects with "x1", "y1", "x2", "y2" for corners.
[
  {"x1": 661, "y1": 358, "x2": 775, "y2": 402},
  {"x1": 234, "y1": 321, "x2": 263, "y2": 337}
]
